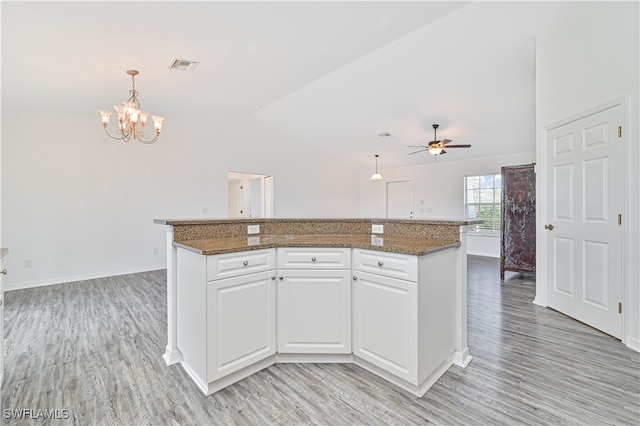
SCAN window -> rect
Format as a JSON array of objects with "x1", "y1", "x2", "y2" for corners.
[{"x1": 464, "y1": 173, "x2": 501, "y2": 233}]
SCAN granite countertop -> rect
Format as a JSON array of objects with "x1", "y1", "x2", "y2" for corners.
[
  {"x1": 155, "y1": 217, "x2": 483, "y2": 226},
  {"x1": 0, "y1": 248, "x2": 8, "y2": 260},
  {"x1": 174, "y1": 234, "x2": 460, "y2": 256}
]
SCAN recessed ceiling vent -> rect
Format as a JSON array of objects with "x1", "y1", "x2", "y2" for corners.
[{"x1": 169, "y1": 59, "x2": 199, "y2": 71}]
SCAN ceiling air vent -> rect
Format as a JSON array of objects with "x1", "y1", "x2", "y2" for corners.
[{"x1": 169, "y1": 59, "x2": 199, "y2": 72}]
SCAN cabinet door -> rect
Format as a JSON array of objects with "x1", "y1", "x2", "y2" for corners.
[
  {"x1": 353, "y1": 270, "x2": 417, "y2": 383},
  {"x1": 206, "y1": 270, "x2": 276, "y2": 382},
  {"x1": 278, "y1": 269, "x2": 351, "y2": 353}
]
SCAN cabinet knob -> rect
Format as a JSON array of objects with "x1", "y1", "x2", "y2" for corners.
[
  {"x1": 242, "y1": 260, "x2": 249, "y2": 266},
  {"x1": 353, "y1": 276, "x2": 358, "y2": 281},
  {"x1": 377, "y1": 261, "x2": 384, "y2": 267},
  {"x1": 0, "y1": 269, "x2": 6, "y2": 275},
  {"x1": 270, "y1": 276, "x2": 276, "y2": 280},
  {"x1": 544, "y1": 224, "x2": 554, "y2": 231},
  {"x1": 311, "y1": 256, "x2": 317, "y2": 262},
  {"x1": 279, "y1": 276, "x2": 284, "y2": 280}
]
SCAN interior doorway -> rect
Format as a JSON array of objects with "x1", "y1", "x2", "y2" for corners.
[{"x1": 228, "y1": 172, "x2": 274, "y2": 219}]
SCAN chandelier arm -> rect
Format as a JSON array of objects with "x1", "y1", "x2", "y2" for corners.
[
  {"x1": 103, "y1": 125, "x2": 132, "y2": 142},
  {"x1": 138, "y1": 132, "x2": 161, "y2": 144}
]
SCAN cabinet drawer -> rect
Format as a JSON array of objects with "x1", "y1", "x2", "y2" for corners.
[
  {"x1": 207, "y1": 249, "x2": 275, "y2": 281},
  {"x1": 277, "y1": 247, "x2": 351, "y2": 269},
  {"x1": 353, "y1": 249, "x2": 417, "y2": 282}
]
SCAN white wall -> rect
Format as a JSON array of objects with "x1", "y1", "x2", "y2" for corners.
[
  {"x1": 1, "y1": 112, "x2": 359, "y2": 290},
  {"x1": 359, "y1": 151, "x2": 536, "y2": 257},
  {"x1": 536, "y1": 1, "x2": 639, "y2": 350}
]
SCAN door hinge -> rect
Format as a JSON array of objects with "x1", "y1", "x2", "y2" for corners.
[
  {"x1": 618, "y1": 214, "x2": 622, "y2": 225},
  {"x1": 618, "y1": 126, "x2": 622, "y2": 138},
  {"x1": 618, "y1": 302, "x2": 622, "y2": 314}
]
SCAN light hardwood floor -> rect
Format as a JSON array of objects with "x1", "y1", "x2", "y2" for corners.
[{"x1": 2, "y1": 256, "x2": 639, "y2": 425}]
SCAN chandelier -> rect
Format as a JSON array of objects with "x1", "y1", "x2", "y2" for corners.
[{"x1": 99, "y1": 70, "x2": 165, "y2": 144}]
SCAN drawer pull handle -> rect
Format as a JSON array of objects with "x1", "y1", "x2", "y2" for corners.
[
  {"x1": 311, "y1": 256, "x2": 317, "y2": 262},
  {"x1": 0, "y1": 269, "x2": 6, "y2": 275},
  {"x1": 279, "y1": 276, "x2": 284, "y2": 281},
  {"x1": 242, "y1": 261, "x2": 249, "y2": 266},
  {"x1": 353, "y1": 276, "x2": 358, "y2": 281},
  {"x1": 377, "y1": 261, "x2": 384, "y2": 267}
]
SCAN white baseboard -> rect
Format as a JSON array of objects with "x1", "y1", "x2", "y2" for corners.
[
  {"x1": 4, "y1": 264, "x2": 166, "y2": 292},
  {"x1": 626, "y1": 335, "x2": 640, "y2": 353}
]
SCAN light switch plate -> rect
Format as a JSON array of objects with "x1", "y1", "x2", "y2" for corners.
[
  {"x1": 247, "y1": 224, "x2": 260, "y2": 234},
  {"x1": 372, "y1": 224, "x2": 384, "y2": 234}
]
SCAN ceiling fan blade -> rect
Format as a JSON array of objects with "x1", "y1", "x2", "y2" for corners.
[
  {"x1": 440, "y1": 149, "x2": 447, "y2": 154},
  {"x1": 408, "y1": 149, "x2": 427, "y2": 155},
  {"x1": 407, "y1": 145, "x2": 427, "y2": 148},
  {"x1": 441, "y1": 139, "x2": 453, "y2": 145},
  {"x1": 443, "y1": 144, "x2": 472, "y2": 148}
]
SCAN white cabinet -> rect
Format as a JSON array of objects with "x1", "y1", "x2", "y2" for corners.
[
  {"x1": 277, "y1": 269, "x2": 351, "y2": 354},
  {"x1": 352, "y1": 248, "x2": 458, "y2": 395},
  {"x1": 277, "y1": 248, "x2": 351, "y2": 354},
  {"x1": 207, "y1": 270, "x2": 276, "y2": 381},
  {"x1": 176, "y1": 248, "x2": 276, "y2": 395},
  {"x1": 352, "y1": 270, "x2": 417, "y2": 382}
]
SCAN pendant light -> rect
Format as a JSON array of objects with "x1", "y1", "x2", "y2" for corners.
[{"x1": 370, "y1": 154, "x2": 383, "y2": 181}]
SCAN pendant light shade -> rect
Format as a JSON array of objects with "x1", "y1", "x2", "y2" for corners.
[{"x1": 370, "y1": 154, "x2": 383, "y2": 181}]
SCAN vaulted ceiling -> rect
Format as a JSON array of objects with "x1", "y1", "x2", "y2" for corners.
[{"x1": 2, "y1": 1, "x2": 570, "y2": 170}]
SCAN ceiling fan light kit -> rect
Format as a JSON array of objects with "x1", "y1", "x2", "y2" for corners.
[
  {"x1": 99, "y1": 69, "x2": 165, "y2": 144},
  {"x1": 407, "y1": 123, "x2": 471, "y2": 157}
]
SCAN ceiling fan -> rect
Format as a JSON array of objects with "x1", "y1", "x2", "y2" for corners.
[{"x1": 408, "y1": 124, "x2": 471, "y2": 156}]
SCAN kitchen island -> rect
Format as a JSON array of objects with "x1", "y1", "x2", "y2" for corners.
[{"x1": 155, "y1": 218, "x2": 479, "y2": 397}]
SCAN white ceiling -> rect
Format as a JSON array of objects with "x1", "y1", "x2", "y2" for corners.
[{"x1": 2, "y1": 1, "x2": 570, "y2": 170}]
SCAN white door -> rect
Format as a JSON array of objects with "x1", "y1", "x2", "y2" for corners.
[
  {"x1": 228, "y1": 179, "x2": 250, "y2": 218},
  {"x1": 387, "y1": 180, "x2": 413, "y2": 219},
  {"x1": 544, "y1": 104, "x2": 623, "y2": 338}
]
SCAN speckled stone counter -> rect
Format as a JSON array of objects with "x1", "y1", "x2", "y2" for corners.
[
  {"x1": 154, "y1": 218, "x2": 480, "y2": 256},
  {"x1": 174, "y1": 234, "x2": 461, "y2": 256}
]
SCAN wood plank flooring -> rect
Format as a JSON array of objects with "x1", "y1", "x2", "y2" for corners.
[{"x1": 2, "y1": 256, "x2": 639, "y2": 425}]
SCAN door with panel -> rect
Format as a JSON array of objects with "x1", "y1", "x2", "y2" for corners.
[{"x1": 544, "y1": 104, "x2": 623, "y2": 338}]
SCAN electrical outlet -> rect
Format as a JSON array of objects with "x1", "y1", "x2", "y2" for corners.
[
  {"x1": 24, "y1": 259, "x2": 32, "y2": 268},
  {"x1": 247, "y1": 224, "x2": 260, "y2": 234},
  {"x1": 201, "y1": 207, "x2": 208, "y2": 214},
  {"x1": 153, "y1": 248, "x2": 159, "y2": 255},
  {"x1": 247, "y1": 236, "x2": 260, "y2": 246},
  {"x1": 372, "y1": 224, "x2": 384, "y2": 234}
]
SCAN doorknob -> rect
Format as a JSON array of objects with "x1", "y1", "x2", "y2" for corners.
[{"x1": 544, "y1": 224, "x2": 554, "y2": 230}]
